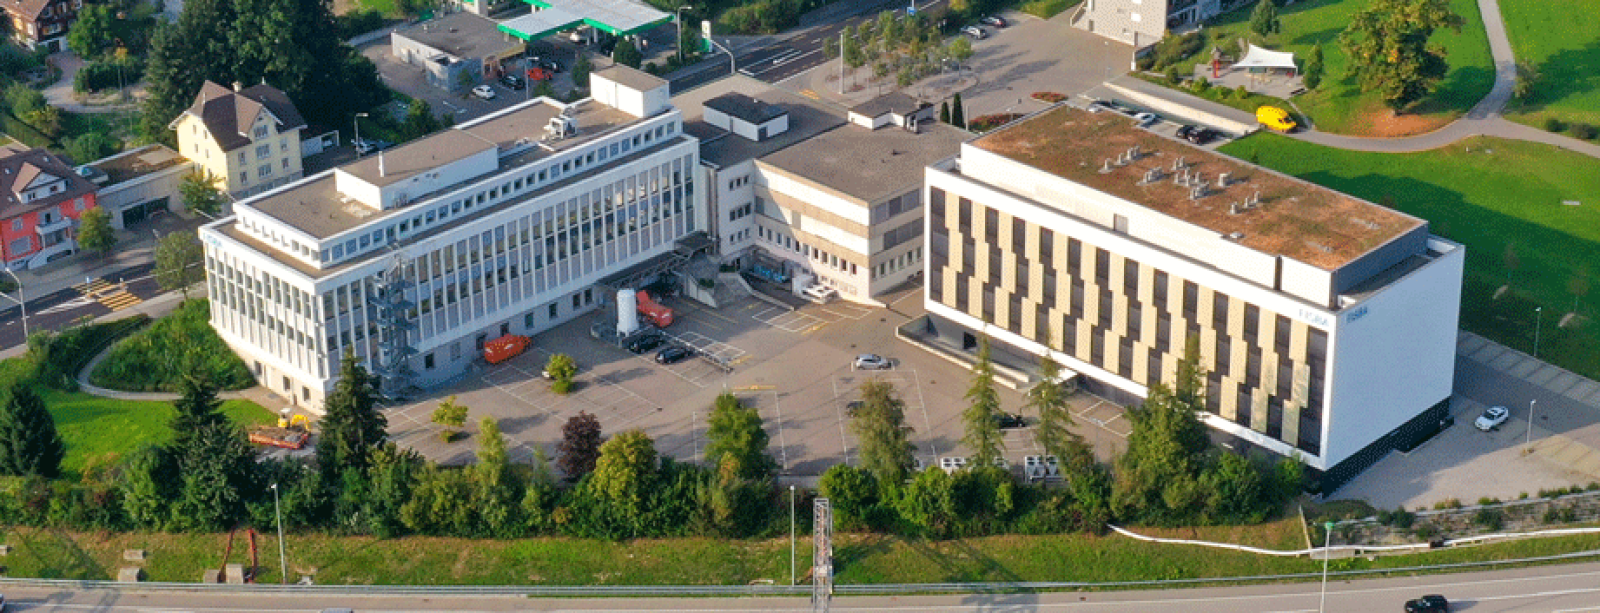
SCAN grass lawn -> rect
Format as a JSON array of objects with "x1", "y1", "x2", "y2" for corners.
[
  {"x1": 1018, "y1": 0, "x2": 1077, "y2": 20},
  {"x1": 1182, "y1": 0, "x2": 1492, "y2": 136},
  {"x1": 45, "y1": 390, "x2": 275, "y2": 478},
  {"x1": 4, "y1": 520, "x2": 1599, "y2": 585},
  {"x1": 1219, "y1": 134, "x2": 1600, "y2": 379},
  {"x1": 1498, "y1": 0, "x2": 1600, "y2": 130}
]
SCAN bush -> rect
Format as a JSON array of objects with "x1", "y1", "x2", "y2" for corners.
[
  {"x1": 1411, "y1": 522, "x2": 1440, "y2": 540},
  {"x1": 1477, "y1": 496, "x2": 1501, "y2": 506},
  {"x1": 1030, "y1": 92, "x2": 1066, "y2": 103},
  {"x1": 89, "y1": 300, "x2": 254, "y2": 392},
  {"x1": 967, "y1": 113, "x2": 1024, "y2": 132},
  {"x1": 1432, "y1": 497, "x2": 1463, "y2": 510},
  {"x1": 1571, "y1": 123, "x2": 1598, "y2": 140},
  {"x1": 1544, "y1": 118, "x2": 1566, "y2": 133},
  {"x1": 1472, "y1": 508, "x2": 1504, "y2": 531},
  {"x1": 1543, "y1": 506, "x2": 1578, "y2": 523},
  {"x1": 73, "y1": 59, "x2": 144, "y2": 93}
]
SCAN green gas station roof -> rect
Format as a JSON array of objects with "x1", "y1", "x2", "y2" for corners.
[{"x1": 497, "y1": 0, "x2": 673, "y2": 41}]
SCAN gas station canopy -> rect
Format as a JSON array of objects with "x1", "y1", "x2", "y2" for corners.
[{"x1": 497, "y1": 0, "x2": 673, "y2": 41}]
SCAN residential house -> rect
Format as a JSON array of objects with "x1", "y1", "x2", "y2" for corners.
[
  {"x1": 2, "y1": 0, "x2": 81, "y2": 52},
  {"x1": 171, "y1": 80, "x2": 306, "y2": 200},
  {"x1": 0, "y1": 147, "x2": 99, "y2": 270}
]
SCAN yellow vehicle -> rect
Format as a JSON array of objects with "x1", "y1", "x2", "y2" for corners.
[{"x1": 1256, "y1": 106, "x2": 1297, "y2": 132}]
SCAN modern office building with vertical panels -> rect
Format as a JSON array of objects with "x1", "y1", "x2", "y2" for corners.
[
  {"x1": 921, "y1": 104, "x2": 1464, "y2": 490},
  {"x1": 199, "y1": 67, "x2": 701, "y2": 410}
]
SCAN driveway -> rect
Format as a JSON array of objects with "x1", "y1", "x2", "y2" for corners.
[
  {"x1": 361, "y1": 39, "x2": 587, "y2": 125},
  {"x1": 42, "y1": 52, "x2": 145, "y2": 113}
]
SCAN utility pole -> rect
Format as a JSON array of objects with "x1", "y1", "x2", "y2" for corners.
[
  {"x1": 1534, "y1": 306, "x2": 1544, "y2": 358},
  {"x1": 789, "y1": 484, "x2": 797, "y2": 586},
  {"x1": 270, "y1": 483, "x2": 287, "y2": 584},
  {"x1": 1525, "y1": 398, "x2": 1537, "y2": 451},
  {"x1": 838, "y1": 29, "x2": 845, "y2": 94},
  {"x1": 1318, "y1": 521, "x2": 1333, "y2": 613}
]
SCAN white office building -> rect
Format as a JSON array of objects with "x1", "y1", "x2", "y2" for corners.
[
  {"x1": 920, "y1": 104, "x2": 1464, "y2": 490},
  {"x1": 199, "y1": 67, "x2": 702, "y2": 410}
]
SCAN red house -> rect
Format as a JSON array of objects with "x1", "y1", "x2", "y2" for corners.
[{"x1": 0, "y1": 147, "x2": 97, "y2": 270}]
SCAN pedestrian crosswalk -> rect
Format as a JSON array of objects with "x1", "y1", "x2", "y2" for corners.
[
  {"x1": 73, "y1": 278, "x2": 143, "y2": 311},
  {"x1": 799, "y1": 89, "x2": 820, "y2": 100}
]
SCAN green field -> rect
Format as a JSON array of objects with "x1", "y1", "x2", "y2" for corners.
[
  {"x1": 1220, "y1": 134, "x2": 1600, "y2": 378},
  {"x1": 1187, "y1": 0, "x2": 1492, "y2": 135},
  {"x1": 4, "y1": 519, "x2": 1599, "y2": 585},
  {"x1": 45, "y1": 390, "x2": 275, "y2": 477},
  {"x1": 1499, "y1": 0, "x2": 1600, "y2": 130}
]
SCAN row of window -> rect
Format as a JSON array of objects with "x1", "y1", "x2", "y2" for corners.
[
  {"x1": 757, "y1": 224, "x2": 859, "y2": 277},
  {"x1": 929, "y1": 187, "x2": 1327, "y2": 455}
]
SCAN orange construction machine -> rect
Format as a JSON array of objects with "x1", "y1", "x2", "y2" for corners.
[
  {"x1": 636, "y1": 290, "x2": 674, "y2": 328},
  {"x1": 484, "y1": 334, "x2": 532, "y2": 364}
]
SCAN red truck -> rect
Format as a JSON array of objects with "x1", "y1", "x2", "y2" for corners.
[{"x1": 637, "y1": 290, "x2": 674, "y2": 328}]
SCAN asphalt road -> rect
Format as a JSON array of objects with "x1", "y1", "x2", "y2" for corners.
[
  {"x1": 669, "y1": 0, "x2": 950, "y2": 93},
  {"x1": 4, "y1": 561, "x2": 1600, "y2": 611},
  {"x1": 0, "y1": 262, "x2": 159, "y2": 351}
]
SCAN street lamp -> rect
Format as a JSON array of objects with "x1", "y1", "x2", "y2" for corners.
[
  {"x1": 270, "y1": 483, "x2": 287, "y2": 584},
  {"x1": 1525, "y1": 398, "x2": 1537, "y2": 451},
  {"x1": 1533, "y1": 306, "x2": 1544, "y2": 359},
  {"x1": 1318, "y1": 520, "x2": 1334, "y2": 613},
  {"x1": 675, "y1": 6, "x2": 693, "y2": 65},
  {"x1": 1, "y1": 268, "x2": 27, "y2": 340},
  {"x1": 353, "y1": 113, "x2": 369, "y2": 156},
  {"x1": 789, "y1": 484, "x2": 797, "y2": 586}
]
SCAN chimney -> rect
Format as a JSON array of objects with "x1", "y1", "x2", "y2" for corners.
[
  {"x1": 232, "y1": 81, "x2": 243, "y2": 92},
  {"x1": 378, "y1": 150, "x2": 386, "y2": 177}
]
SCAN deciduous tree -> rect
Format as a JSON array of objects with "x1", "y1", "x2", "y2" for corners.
[
  {"x1": 849, "y1": 379, "x2": 915, "y2": 486},
  {"x1": 1250, "y1": 0, "x2": 1281, "y2": 38},
  {"x1": 474, "y1": 417, "x2": 521, "y2": 536},
  {"x1": 179, "y1": 172, "x2": 225, "y2": 216},
  {"x1": 704, "y1": 392, "x2": 776, "y2": 480},
  {"x1": 154, "y1": 232, "x2": 204, "y2": 300},
  {"x1": 430, "y1": 395, "x2": 468, "y2": 442},
  {"x1": 587, "y1": 429, "x2": 658, "y2": 530},
  {"x1": 612, "y1": 38, "x2": 643, "y2": 69},
  {"x1": 1338, "y1": 0, "x2": 1463, "y2": 112},
  {"x1": 557, "y1": 410, "x2": 603, "y2": 480},
  {"x1": 962, "y1": 337, "x2": 1004, "y2": 467},
  {"x1": 76, "y1": 206, "x2": 115, "y2": 257},
  {"x1": 1302, "y1": 42, "x2": 1325, "y2": 90},
  {"x1": 1111, "y1": 338, "x2": 1213, "y2": 524},
  {"x1": 545, "y1": 353, "x2": 577, "y2": 394},
  {"x1": 572, "y1": 52, "x2": 592, "y2": 89},
  {"x1": 0, "y1": 384, "x2": 63, "y2": 478}
]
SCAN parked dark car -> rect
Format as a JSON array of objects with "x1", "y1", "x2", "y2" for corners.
[
  {"x1": 655, "y1": 345, "x2": 694, "y2": 364},
  {"x1": 1177, "y1": 125, "x2": 1219, "y2": 144},
  {"x1": 994, "y1": 413, "x2": 1027, "y2": 429},
  {"x1": 1404, "y1": 594, "x2": 1450, "y2": 613},
  {"x1": 980, "y1": 15, "x2": 1007, "y2": 28},
  {"x1": 626, "y1": 333, "x2": 666, "y2": 354},
  {"x1": 499, "y1": 74, "x2": 526, "y2": 90}
]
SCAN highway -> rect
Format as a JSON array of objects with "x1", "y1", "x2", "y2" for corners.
[
  {"x1": 0, "y1": 262, "x2": 161, "y2": 351},
  {"x1": 4, "y1": 561, "x2": 1600, "y2": 611}
]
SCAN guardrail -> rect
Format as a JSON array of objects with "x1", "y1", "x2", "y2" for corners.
[{"x1": 6, "y1": 547, "x2": 1600, "y2": 597}]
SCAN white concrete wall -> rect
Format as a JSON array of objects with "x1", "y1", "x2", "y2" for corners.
[
  {"x1": 1323, "y1": 239, "x2": 1464, "y2": 468},
  {"x1": 757, "y1": 164, "x2": 868, "y2": 226}
]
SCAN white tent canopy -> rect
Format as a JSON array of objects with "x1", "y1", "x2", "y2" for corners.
[{"x1": 1234, "y1": 44, "x2": 1297, "y2": 70}]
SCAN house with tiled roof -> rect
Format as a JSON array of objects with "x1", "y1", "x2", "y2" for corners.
[
  {"x1": 0, "y1": 147, "x2": 98, "y2": 270},
  {"x1": 2, "y1": 0, "x2": 81, "y2": 52},
  {"x1": 170, "y1": 80, "x2": 307, "y2": 199}
]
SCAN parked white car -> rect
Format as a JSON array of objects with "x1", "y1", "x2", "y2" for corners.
[
  {"x1": 1474, "y1": 405, "x2": 1510, "y2": 431},
  {"x1": 471, "y1": 84, "x2": 496, "y2": 100}
]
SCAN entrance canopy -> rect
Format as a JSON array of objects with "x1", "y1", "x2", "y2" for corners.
[
  {"x1": 497, "y1": 0, "x2": 672, "y2": 41},
  {"x1": 1234, "y1": 44, "x2": 1297, "y2": 71}
]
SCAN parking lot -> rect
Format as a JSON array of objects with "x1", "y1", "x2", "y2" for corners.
[
  {"x1": 360, "y1": 37, "x2": 590, "y2": 126},
  {"x1": 380, "y1": 284, "x2": 1130, "y2": 478}
]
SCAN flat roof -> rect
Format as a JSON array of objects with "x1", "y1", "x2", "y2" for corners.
[
  {"x1": 972, "y1": 105, "x2": 1424, "y2": 270},
  {"x1": 499, "y1": 0, "x2": 670, "y2": 39},
  {"x1": 758, "y1": 121, "x2": 968, "y2": 203},
  {"x1": 672, "y1": 75, "x2": 847, "y2": 168},
  {"x1": 593, "y1": 65, "x2": 667, "y2": 92},
  {"x1": 396, "y1": 12, "x2": 522, "y2": 59},
  {"x1": 87, "y1": 145, "x2": 189, "y2": 184},
  {"x1": 246, "y1": 99, "x2": 643, "y2": 240}
]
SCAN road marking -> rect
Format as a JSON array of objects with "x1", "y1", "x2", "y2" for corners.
[{"x1": 800, "y1": 89, "x2": 820, "y2": 100}]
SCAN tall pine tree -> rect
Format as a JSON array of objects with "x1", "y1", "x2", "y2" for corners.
[
  {"x1": 169, "y1": 421, "x2": 257, "y2": 531},
  {"x1": 951, "y1": 93, "x2": 966, "y2": 129},
  {"x1": 317, "y1": 351, "x2": 389, "y2": 477},
  {"x1": 961, "y1": 337, "x2": 1003, "y2": 467},
  {"x1": 849, "y1": 379, "x2": 915, "y2": 486},
  {"x1": 171, "y1": 376, "x2": 226, "y2": 451},
  {"x1": 0, "y1": 384, "x2": 63, "y2": 478}
]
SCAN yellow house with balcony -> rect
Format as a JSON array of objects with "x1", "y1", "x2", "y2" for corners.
[{"x1": 170, "y1": 81, "x2": 307, "y2": 199}]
